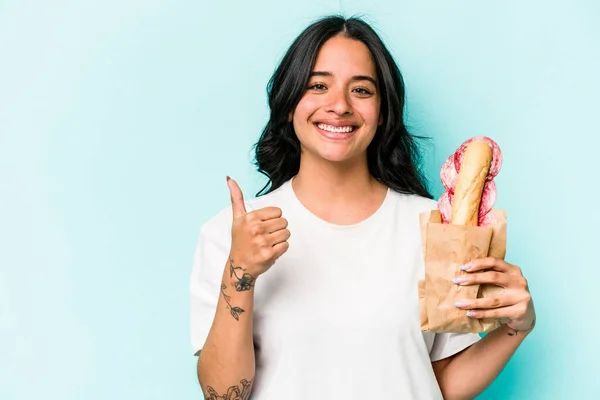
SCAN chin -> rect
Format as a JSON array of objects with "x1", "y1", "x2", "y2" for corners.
[
  {"x1": 317, "y1": 150, "x2": 360, "y2": 164},
  {"x1": 300, "y1": 140, "x2": 367, "y2": 165}
]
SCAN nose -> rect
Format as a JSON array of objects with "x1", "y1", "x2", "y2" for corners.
[{"x1": 325, "y1": 87, "x2": 353, "y2": 116}]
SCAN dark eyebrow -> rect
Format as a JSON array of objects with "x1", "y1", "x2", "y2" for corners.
[{"x1": 310, "y1": 71, "x2": 377, "y2": 87}]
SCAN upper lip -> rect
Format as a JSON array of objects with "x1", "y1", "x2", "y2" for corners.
[{"x1": 314, "y1": 120, "x2": 357, "y2": 127}]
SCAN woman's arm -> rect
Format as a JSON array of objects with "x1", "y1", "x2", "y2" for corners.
[
  {"x1": 432, "y1": 322, "x2": 534, "y2": 400},
  {"x1": 197, "y1": 259, "x2": 256, "y2": 400},
  {"x1": 197, "y1": 178, "x2": 290, "y2": 400},
  {"x1": 432, "y1": 256, "x2": 537, "y2": 399}
]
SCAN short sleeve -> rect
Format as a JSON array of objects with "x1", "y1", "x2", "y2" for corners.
[
  {"x1": 429, "y1": 332, "x2": 481, "y2": 362},
  {"x1": 190, "y1": 212, "x2": 231, "y2": 356}
]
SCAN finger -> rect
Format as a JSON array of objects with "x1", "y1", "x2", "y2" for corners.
[
  {"x1": 253, "y1": 207, "x2": 283, "y2": 221},
  {"x1": 272, "y1": 241, "x2": 290, "y2": 259},
  {"x1": 464, "y1": 304, "x2": 525, "y2": 320},
  {"x1": 263, "y1": 217, "x2": 288, "y2": 233},
  {"x1": 453, "y1": 271, "x2": 511, "y2": 288},
  {"x1": 454, "y1": 294, "x2": 517, "y2": 310},
  {"x1": 227, "y1": 177, "x2": 247, "y2": 219},
  {"x1": 268, "y1": 229, "x2": 291, "y2": 246},
  {"x1": 461, "y1": 257, "x2": 511, "y2": 273}
]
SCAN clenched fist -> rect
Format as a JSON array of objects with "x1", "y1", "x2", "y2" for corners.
[{"x1": 226, "y1": 177, "x2": 290, "y2": 284}]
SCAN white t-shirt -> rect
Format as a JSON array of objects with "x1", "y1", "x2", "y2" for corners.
[{"x1": 190, "y1": 179, "x2": 481, "y2": 399}]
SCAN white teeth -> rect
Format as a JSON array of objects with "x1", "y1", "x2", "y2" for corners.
[{"x1": 317, "y1": 123, "x2": 354, "y2": 133}]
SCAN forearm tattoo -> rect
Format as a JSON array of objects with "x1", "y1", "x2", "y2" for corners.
[
  {"x1": 229, "y1": 257, "x2": 256, "y2": 291},
  {"x1": 204, "y1": 379, "x2": 253, "y2": 400},
  {"x1": 220, "y1": 283, "x2": 245, "y2": 321}
]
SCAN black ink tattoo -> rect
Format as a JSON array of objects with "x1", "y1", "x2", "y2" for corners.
[
  {"x1": 204, "y1": 379, "x2": 253, "y2": 400},
  {"x1": 229, "y1": 257, "x2": 256, "y2": 292},
  {"x1": 220, "y1": 283, "x2": 245, "y2": 321},
  {"x1": 507, "y1": 318, "x2": 536, "y2": 336}
]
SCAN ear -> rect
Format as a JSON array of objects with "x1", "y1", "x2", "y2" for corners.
[
  {"x1": 288, "y1": 111, "x2": 293, "y2": 122},
  {"x1": 378, "y1": 113, "x2": 384, "y2": 126}
]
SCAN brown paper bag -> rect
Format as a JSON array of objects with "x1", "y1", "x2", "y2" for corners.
[{"x1": 418, "y1": 209, "x2": 507, "y2": 333}]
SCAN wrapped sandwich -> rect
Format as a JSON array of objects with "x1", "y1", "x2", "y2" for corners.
[{"x1": 418, "y1": 136, "x2": 507, "y2": 333}]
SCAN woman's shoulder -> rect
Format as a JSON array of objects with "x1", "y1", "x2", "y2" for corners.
[
  {"x1": 386, "y1": 189, "x2": 439, "y2": 214},
  {"x1": 245, "y1": 180, "x2": 293, "y2": 212}
]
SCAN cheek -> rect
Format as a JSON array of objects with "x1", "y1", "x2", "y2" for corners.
[
  {"x1": 370, "y1": 100, "x2": 382, "y2": 124},
  {"x1": 294, "y1": 96, "x2": 319, "y2": 119},
  {"x1": 356, "y1": 100, "x2": 381, "y2": 127},
  {"x1": 292, "y1": 97, "x2": 320, "y2": 135}
]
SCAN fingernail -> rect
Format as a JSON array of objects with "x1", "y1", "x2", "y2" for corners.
[
  {"x1": 453, "y1": 276, "x2": 468, "y2": 284},
  {"x1": 454, "y1": 302, "x2": 469, "y2": 308},
  {"x1": 460, "y1": 263, "x2": 472, "y2": 271},
  {"x1": 226, "y1": 176, "x2": 231, "y2": 182},
  {"x1": 466, "y1": 311, "x2": 476, "y2": 317}
]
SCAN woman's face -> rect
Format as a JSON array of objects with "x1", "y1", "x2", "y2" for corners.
[{"x1": 292, "y1": 35, "x2": 382, "y2": 165}]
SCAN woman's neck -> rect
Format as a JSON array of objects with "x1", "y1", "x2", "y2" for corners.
[{"x1": 291, "y1": 154, "x2": 388, "y2": 225}]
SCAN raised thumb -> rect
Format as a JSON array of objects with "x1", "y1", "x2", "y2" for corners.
[{"x1": 227, "y1": 176, "x2": 247, "y2": 219}]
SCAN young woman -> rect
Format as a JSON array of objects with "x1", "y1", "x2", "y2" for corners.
[{"x1": 190, "y1": 15, "x2": 536, "y2": 400}]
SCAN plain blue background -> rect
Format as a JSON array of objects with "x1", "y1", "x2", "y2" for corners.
[{"x1": 1, "y1": 0, "x2": 598, "y2": 399}]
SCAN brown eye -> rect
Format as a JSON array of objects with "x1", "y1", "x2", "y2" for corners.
[
  {"x1": 353, "y1": 87, "x2": 373, "y2": 95},
  {"x1": 308, "y1": 83, "x2": 327, "y2": 91}
]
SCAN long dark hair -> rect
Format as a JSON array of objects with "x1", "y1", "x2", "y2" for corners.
[{"x1": 253, "y1": 15, "x2": 433, "y2": 199}]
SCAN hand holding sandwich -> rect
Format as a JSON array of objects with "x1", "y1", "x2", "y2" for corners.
[
  {"x1": 443, "y1": 137, "x2": 535, "y2": 333},
  {"x1": 453, "y1": 257, "x2": 536, "y2": 332}
]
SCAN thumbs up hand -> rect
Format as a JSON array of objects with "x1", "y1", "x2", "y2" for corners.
[{"x1": 226, "y1": 177, "x2": 290, "y2": 281}]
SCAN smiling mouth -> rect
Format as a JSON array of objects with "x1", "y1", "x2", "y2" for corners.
[{"x1": 314, "y1": 123, "x2": 356, "y2": 133}]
